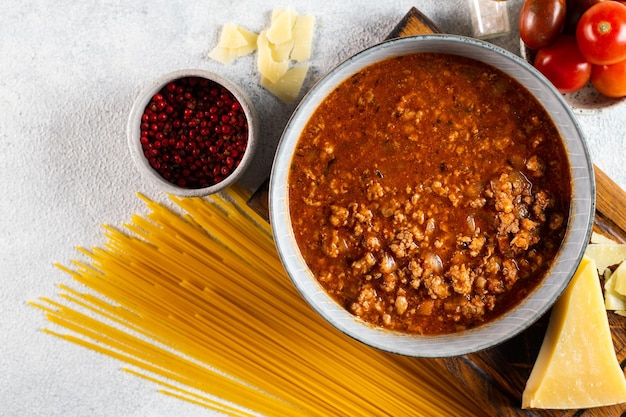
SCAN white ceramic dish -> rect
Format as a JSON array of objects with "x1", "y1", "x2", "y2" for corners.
[
  {"x1": 520, "y1": 39, "x2": 626, "y2": 115},
  {"x1": 127, "y1": 69, "x2": 258, "y2": 197},
  {"x1": 269, "y1": 34, "x2": 595, "y2": 358}
]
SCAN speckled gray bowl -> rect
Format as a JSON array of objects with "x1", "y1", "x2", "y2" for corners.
[
  {"x1": 127, "y1": 69, "x2": 258, "y2": 197},
  {"x1": 269, "y1": 34, "x2": 595, "y2": 358}
]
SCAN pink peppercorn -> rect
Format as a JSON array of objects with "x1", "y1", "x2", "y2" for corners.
[{"x1": 139, "y1": 77, "x2": 249, "y2": 189}]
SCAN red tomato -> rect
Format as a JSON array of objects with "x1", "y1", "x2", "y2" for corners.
[
  {"x1": 563, "y1": 0, "x2": 609, "y2": 34},
  {"x1": 519, "y1": 0, "x2": 567, "y2": 49},
  {"x1": 534, "y1": 36, "x2": 592, "y2": 93},
  {"x1": 591, "y1": 58, "x2": 626, "y2": 97},
  {"x1": 576, "y1": 1, "x2": 626, "y2": 64}
]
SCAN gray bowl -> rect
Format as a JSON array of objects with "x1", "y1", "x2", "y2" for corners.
[
  {"x1": 127, "y1": 69, "x2": 258, "y2": 197},
  {"x1": 269, "y1": 34, "x2": 595, "y2": 357}
]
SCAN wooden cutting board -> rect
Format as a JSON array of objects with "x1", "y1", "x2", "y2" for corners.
[{"x1": 249, "y1": 8, "x2": 626, "y2": 416}]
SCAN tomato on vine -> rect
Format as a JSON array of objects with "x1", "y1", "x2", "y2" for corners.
[{"x1": 576, "y1": 1, "x2": 626, "y2": 65}]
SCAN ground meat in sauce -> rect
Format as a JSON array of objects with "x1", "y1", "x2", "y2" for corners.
[{"x1": 288, "y1": 53, "x2": 571, "y2": 335}]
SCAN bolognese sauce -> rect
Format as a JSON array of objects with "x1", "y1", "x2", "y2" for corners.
[{"x1": 288, "y1": 53, "x2": 571, "y2": 335}]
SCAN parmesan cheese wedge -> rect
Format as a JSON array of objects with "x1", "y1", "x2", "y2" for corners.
[
  {"x1": 208, "y1": 23, "x2": 258, "y2": 64},
  {"x1": 522, "y1": 256, "x2": 626, "y2": 409},
  {"x1": 261, "y1": 65, "x2": 309, "y2": 103},
  {"x1": 290, "y1": 14, "x2": 315, "y2": 62}
]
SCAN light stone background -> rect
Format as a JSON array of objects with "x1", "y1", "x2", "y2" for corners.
[{"x1": 2, "y1": 1, "x2": 625, "y2": 416}]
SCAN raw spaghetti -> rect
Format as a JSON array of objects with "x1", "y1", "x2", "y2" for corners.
[{"x1": 31, "y1": 187, "x2": 484, "y2": 416}]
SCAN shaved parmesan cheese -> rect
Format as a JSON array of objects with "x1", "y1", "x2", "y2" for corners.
[
  {"x1": 257, "y1": 30, "x2": 289, "y2": 84},
  {"x1": 591, "y1": 232, "x2": 618, "y2": 245},
  {"x1": 208, "y1": 24, "x2": 258, "y2": 64},
  {"x1": 270, "y1": 38, "x2": 295, "y2": 62},
  {"x1": 612, "y1": 261, "x2": 626, "y2": 296},
  {"x1": 290, "y1": 15, "x2": 316, "y2": 62},
  {"x1": 585, "y1": 243, "x2": 626, "y2": 274},
  {"x1": 605, "y1": 270, "x2": 626, "y2": 310},
  {"x1": 235, "y1": 27, "x2": 259, "y2": 50},
  {"x1": 261, "y1": 65, "x2": 309, "y2": 103},
  {"x1": 208, "y1": 46, "x2": 240, "y2": 65},
  {"x1": 266, "y1": 9, "x2": 297, "y2": 44},
  {"x1": 585, "y1": 239, "x2": 626, "y2": 314},
  {"x1": 218, "y1": 22, "x2": 248, "y2": 48},
  {"x1": 208, "y1": 9, "x2": 315, "y2": 103}
]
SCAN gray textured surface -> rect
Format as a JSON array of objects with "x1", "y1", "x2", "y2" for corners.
[{"x1": 2, "y1": 1, "x2": 625, "y2": 416}]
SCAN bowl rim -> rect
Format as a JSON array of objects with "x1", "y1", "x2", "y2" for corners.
[
  {"x1": 127, "y1": 68, "x2": 258, "y2": 197},
  {"x1": 269, "y1": 34, "x2": 596, "y2": 357}
]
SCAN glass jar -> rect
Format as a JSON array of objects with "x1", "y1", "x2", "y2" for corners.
[{"x1": 468, "y1": 0, "x2": 511, "y2": 39}]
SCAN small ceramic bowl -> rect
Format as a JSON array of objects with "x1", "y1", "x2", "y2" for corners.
[
  {"x1": 127, "y1": 69, "x2": 258, "y2": 196},
  {"x1": 520, "y1": 40, "x2": 626, "y2": 115},
  {"x1": 270, "y1": 34, "x2": 595, "y2": 358}
]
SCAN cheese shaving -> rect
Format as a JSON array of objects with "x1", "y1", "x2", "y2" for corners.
[
  {"x1": 604, "y1": 269, "x2": 626, "y2": 310},
  {"x1": 266, "y1": 9, "x2": 298, "y2": 45},
  {"x1": 290, "y1": 15, "x2": 316, "y2": 62},
  {"x1": 257, "y1": 30, "x2": 289, "y2": 84},
  {"x1": 585, "y1": 243, "x2": 626, "y2": 275},
  {"x1": 208, "y1": 23, "x2": 258, "y2": 64},
  {"x1": 261, "y1": 65, "x2": 309, "y2": 104},
  {"x1": 208, "y1": 9, "x2": 316, "y2": 103}
]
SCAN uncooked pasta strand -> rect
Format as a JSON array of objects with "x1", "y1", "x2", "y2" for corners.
[
  {"x1": 124, "y1": 368, "x2": 261, "y2": 417},
  {"x1": 33, "y1": 306, "x2": 300, "y2": 417}
]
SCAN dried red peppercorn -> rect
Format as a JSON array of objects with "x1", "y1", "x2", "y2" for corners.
[{"x1": 139, "y1": 76, "x2": 248, "y2": 189}]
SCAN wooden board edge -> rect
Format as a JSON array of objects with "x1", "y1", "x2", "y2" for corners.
[
  {"x1": 385, "y1": 6, "x2": 442, "y2": 39},
  {"x1": 594, "y1": 165, "x2": 626, "y2": 243}
]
